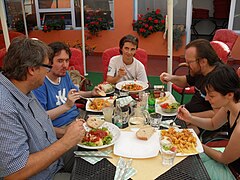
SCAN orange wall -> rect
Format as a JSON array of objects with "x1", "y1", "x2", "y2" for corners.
[{"x1": 29, "y1": 0, "x2": 185, "y2": 57}]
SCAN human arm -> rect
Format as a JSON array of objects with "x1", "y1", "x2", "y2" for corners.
[
  {"x1": 203, "y1": 122, "x2": 240, "y2": 164},
  {"x1": 178, "y1": 106, "x2": 227, "y2": 130},
  {"x1": 106, "y1": 67, "x2": 126, "y2": 84},
  {"x1": 159, "y1": 72, "x2": 188, "y2": 87},
  {"x1": 4, "y1": 119, "x2": 85, "y2": 180}
]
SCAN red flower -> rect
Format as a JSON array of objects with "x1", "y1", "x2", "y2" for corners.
[
  {"x1": 161, "y1": 19, "x2": 165, "y2": 24},
  {"x1": 154, "y1": 19, "x2": 159, "y2": 24},
  {"x1": 148, "y1": 17, "x2": 153, "y2": 21},
  {"x1": 97, "y1": 18, "x2": 102, "y2": 21},
  {"x1": 144, "y1": 24, "x2": 149, "y2": 28},
  {"x1": 156, "y1": 9, "x2": 161, "y2": 15},
  {"x1": 133, "y1": 20, "x2": 136, "y2": 23},
  {"x1": 148, "y1": 26, "x2": 153, "y2": 30},
  {"x1": 61, "y1": 16, "x2": 64, "y2": 19}
]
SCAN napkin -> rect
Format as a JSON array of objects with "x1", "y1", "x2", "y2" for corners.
[
  {"x1": 114, "y1": 157, "x2": 137, "y2": 180},
  {"x1": 74, "y1": 150, "x2": 112, "y2": 164},
  {"x1": 116, "y1": 96, "x2": 135, "y2": 107}
]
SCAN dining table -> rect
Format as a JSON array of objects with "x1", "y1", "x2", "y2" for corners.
[{"x1": 71, "y1": 90, "x2": 210, "y2": 180}]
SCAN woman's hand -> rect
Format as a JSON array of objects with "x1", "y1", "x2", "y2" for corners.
[{"x1": 177, "y1": 106, "x2": 192, "y2": 123}]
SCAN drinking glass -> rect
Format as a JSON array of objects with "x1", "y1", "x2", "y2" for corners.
[
  {"x1": 149, "y1": 113, "x2": 162, "y2": 129},
  {"x1": 160, "y1": 143, "x2": 177, "y2": 166},
  {"x1": 102, "y1": 104, "x2": 114, "y2": 123}
]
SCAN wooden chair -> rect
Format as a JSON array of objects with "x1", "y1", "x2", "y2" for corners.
[{"x1": 102, "y1": 47, "x2": 148, "y2": 81}]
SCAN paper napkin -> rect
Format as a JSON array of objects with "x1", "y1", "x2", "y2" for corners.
[
  {"x1": 74, "y1": 150, "x2": 112, "y2": 164},
  {"x1": 114, "y1": 157, "x2": 137, "y2": 180}
]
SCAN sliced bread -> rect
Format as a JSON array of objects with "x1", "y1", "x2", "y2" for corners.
[
  {"x1": 136, "y1": 126, "x2": 155, "y2": 140},
  {"x1": 86, "y1": 117, "x2": 105, "y2": 129}
]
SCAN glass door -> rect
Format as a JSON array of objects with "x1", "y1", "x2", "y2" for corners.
[{"x1": 229, "y1": 0, "x2": 240, "y2": 33}]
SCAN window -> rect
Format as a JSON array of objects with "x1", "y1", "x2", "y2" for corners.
[{"x1": 135, "y1": 0, "x2": 187, "y2": 25}]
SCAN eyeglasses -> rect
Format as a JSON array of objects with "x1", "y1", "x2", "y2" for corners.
[
  {"x1": 40, "y1": 64, "x2": 52, "y2": 72},
  {"x1": 186, "y1": 58, "x2": 201, "y2": 65}
]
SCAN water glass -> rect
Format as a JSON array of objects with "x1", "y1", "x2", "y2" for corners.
[
  {"x1": 102, "y1": 104, "x2": 114, "y2": 123},
  {"x1": 160, "y1": 146, "x2": 176, "y2": 166},
  {"x1": 149, "y1": 113, "x2": 162, "y2": 129}
]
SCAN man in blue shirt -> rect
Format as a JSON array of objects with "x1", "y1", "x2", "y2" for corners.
[
  {"x1": 33, "y1": 42, "x2": 101, "y2": 137},
  {"x1": 0, "y1": 37, "x2": 86, "y2": 179}
]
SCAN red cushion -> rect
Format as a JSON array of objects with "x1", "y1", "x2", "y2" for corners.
[
  {"x1": 172, "y1": 84, "x2": 195, "y2": 94},
  {"x1": 69, "y1": 48, "x2": 84, "y2": 75},
  {"x1": 210, "y1": 41, "x2": 230, "y2": 63},
  {"x1": 213, "y1": 29, "x2": 238, "y2": 50}
]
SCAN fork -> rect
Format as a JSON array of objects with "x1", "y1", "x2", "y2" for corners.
[
  {"x1": 121, "y1": 159, "x2": 132, "y2": 180},
  {"x1": 170, "y1": 115, "x2": 177, "y2": 126}
]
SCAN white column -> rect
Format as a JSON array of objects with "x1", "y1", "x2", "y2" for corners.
[
  {"x1": 0, "y1": 0, "x2": 10, "y2": 49},
  {"x1": 167, "y1": 0, "x2": 173, "y2": 92}
]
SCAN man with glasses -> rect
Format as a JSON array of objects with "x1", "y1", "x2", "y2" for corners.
[
  {"x1": 33, "y1": 42, "x2": 101, "y2": 138},
  {"x1": 106, "y1": 34, "x2": 148, "y2": 84},
  {"x1": 0, "y1": 37, "x2": 86, "y2": 179},
  {"x1": 160, "y1": 39, "x2": 224, "y2": 134}
]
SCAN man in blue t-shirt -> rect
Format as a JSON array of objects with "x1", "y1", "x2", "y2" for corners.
[{"x1": 33, "y1": 42, "x2": 101, "y2": 137}]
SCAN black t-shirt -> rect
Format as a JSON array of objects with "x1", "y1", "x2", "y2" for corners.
[{"x1": 184, "y1": 64, "x2": 222, "y2": 113}]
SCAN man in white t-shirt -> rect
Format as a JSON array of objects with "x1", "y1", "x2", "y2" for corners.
[{"x1": 106, "y1": 34, "x2": 148, "y2": 84}]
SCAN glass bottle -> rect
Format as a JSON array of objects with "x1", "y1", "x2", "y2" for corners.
[
  {"x1": 113, "y1": 101, "x2": 123, "y2": 128},
  {"x1": 148, "y1": 90, "x2": 155, "y2": 113}
]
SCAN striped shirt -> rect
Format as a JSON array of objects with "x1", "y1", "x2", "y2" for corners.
[{"x1": 0, "y1": 72, "x2": 63, "y2": 179}]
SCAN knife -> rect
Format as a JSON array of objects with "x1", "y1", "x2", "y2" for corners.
[{"x1": 74, "y1": 154, "x2": 112, "y2": 158}]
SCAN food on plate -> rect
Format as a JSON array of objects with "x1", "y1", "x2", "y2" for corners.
[
  {"x1": 161, "y1": 128, "x2": 197, "y2": 154},
  {"x1": 86, "y1": 116, "x2": 105, "y2": 129},
  {"x1": 136, "y1": 126, "x2": 155, "y2": 140},
  {"x1": 97, "y1": 89, "x2": 106, "y2": 96},
  {"x1": 99, "y1": 82, "x2": 114, "y2": 93},
  {"x1": 157, "y1": 95, "x2": 168, "y2": 103},
  {"x1": 160, "y1": 102, "x2": 180, "y2": 113},
  {"x1": 160, "y1": 136, "x2": 177, "y2": 152},
  {"x1": 89, "y1": 98, "x2": 112, "y2": 111},
  {"x1": 81, "y1": 127, "x2": 112, "y2": 147},
  {"x1": 122, "y1": 83, "x2": 143, "y2": 91}
]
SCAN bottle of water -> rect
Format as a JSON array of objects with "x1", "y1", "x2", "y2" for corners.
[{"x1": 113, "y1": 101, "x2": 123, "y2": 128}]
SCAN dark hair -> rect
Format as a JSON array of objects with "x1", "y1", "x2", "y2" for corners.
[
  {"x1": 119, "y1": 34, "x2": 138, "y2": 54},
  {"x1": 185, "y1": 39, "x2": 222, "y2": 66},
  {"x1": 205, "y1": 65, "x2": 240, "y2": 103},
  {"x1": 48, "y1": 41, "x2": 71, "y2": 64},
  {"x1": 3, "y1": 37, "x2": 51, "y2": 81}
]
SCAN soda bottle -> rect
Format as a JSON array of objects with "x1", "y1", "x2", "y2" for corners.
[{"x1": 148, "y1": 91, "x2": 155, "y2": 113}]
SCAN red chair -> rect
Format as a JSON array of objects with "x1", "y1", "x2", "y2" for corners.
[
  {"x1": 0, "y1": 48, "x2": 6, "y2": 69},
  {"x1": 172, "y1": 63, "x2": 195, "y2": 104},
  {"x1": 69, "y1": 48, "x2": 91, "y2": 109},
  {"x1": 102, "y1": 47, "x2": 148, "y2": 81},
  {"x1": 210, "y1": 29, "x2": 238, "y2": 63}
]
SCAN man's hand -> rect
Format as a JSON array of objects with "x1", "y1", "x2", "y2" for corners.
[
  {"x1": 159, "y1": 72, "x2": 172, "y2": 84},
  {"x1": 61, "y1": 119, "x2": 86, "y2": 148},
  {"x1": 117, "y1": 67, "x2": 126, "y2": 78},
  {"x1": 64, "y1": 89, "x2": 81, "y2": 108}
]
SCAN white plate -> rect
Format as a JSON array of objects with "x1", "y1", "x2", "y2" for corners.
[
  {"x1": 160, "y1": 128, "x2": 204, "y2": 156},
  {"x1": 105, "y1": 89, "x2": 115, "y2": 95},
  {"x1": 78, "y1": 122, "x2": 120, "y2": 149},
  {"x1": 155, "y1": 92, "x2": 178, "y2": 116},
  {"x1": 113, "y1": 131, "x2": 160, "y2": 158},
  {"x1": 116, "y1": 80, "x2": 149, "y2": 93},
  {"x1": 86, "y1": 97, "x2": 111, "y2": 112}
]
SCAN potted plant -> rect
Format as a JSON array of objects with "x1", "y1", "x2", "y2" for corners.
[
  {"x1": 132, "y1": 9, "x2": 185, "y2": 50},
  {"x1": 42, "y1": 16, "x2": 65, "y2": 32}
]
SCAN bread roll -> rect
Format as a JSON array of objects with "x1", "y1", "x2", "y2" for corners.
[
  {"x1": 136, "y1": 126, "x2": 155, "y2": 140},
  {"x1": 86, "y1": 117, "x2": 105, "y2": 129}
]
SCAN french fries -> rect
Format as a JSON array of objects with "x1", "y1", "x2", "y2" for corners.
[
  {"x1": 161, "y1": 128, "x2": 197, "y2": 154},
  {"x1": 89, "y1": 99, "x2": 111, "y2": 111}
]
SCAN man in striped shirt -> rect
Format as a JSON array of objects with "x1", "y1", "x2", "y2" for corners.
[{"x1": 0, "y1": 37, "x2": 85, "y2": 179}]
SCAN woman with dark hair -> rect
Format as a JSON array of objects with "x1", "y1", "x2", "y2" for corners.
[
  {"x1": 106, "y1": 34, "x2": 148, "y2": 84},
  {"x1": 178, "y1": 65, "x2": 240, "y2": 179}
]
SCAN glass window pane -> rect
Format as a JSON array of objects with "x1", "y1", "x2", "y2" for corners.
[
  {"x1": 233, "y1": 0, "x2": 240, "y2": 30},
  {"x1": 136, "y1": 0, "x2": 186, "y2": 25},
  {"x1": 38, "y1": 0, "x2": 70, "y2": 9},
  {"x1": 74, "y1": 0, "x2": 114, "y2": 28}
]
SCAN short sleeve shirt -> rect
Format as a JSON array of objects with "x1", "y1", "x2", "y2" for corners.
[
  {"x1": 0, "y1": 72, "x2": 63, "y2": 179},
  {"x1": 107, "y1": 55, "x2": 148, "y2": 83}
]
